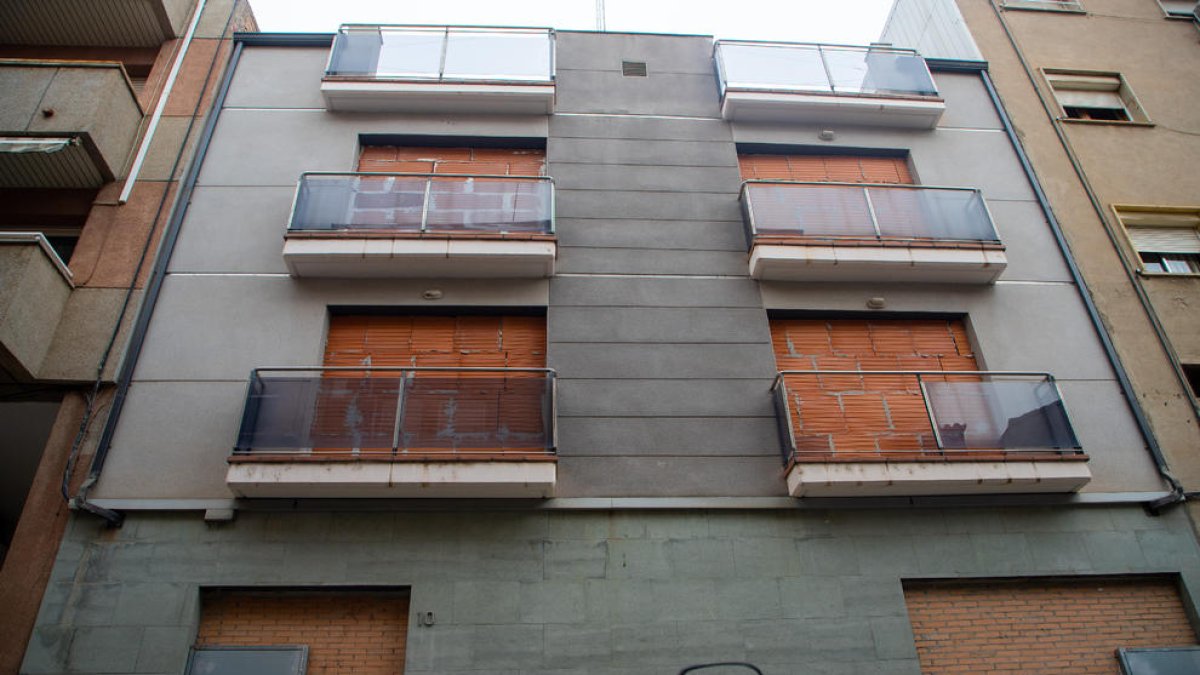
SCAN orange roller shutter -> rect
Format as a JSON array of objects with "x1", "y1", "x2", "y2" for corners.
[
  {"x1": 738, "y1": 154, "x2": 913, "y2": 184},
  {"x1": 358, "y1": 146, "x2": 546, "y2": 176}
]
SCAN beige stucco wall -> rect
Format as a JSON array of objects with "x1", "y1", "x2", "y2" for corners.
[{"x1": 951, "y1": 0, "x2": 1200, "y2": 497}]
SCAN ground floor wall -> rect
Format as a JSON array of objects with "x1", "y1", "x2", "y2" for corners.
[{"x1": 21, "y1": 505, "x2": 1200, "y2": 674}]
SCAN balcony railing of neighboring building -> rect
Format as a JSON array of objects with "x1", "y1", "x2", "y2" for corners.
[
  {"x1": 288, "y1": 172, "x2": 555, "y2": 236},
  {"x1": 714, "y1": 41, "x2": 938, "y2": 100},
  {"x1": 771, "y1": 370, "x2": 1084, "y2": 465},
  {"x1": 233, "y1": 367, "x2": 558, "y2": 459},
  {"x1": 325, "y1": 25, "x2": 555, "y2": 83},
  {"x1": 740, "y1": 181, "x2": 1000, "y2": 248}
]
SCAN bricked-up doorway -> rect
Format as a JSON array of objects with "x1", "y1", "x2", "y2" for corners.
[
  {"x1": 196, "y1": 589, "x2": 409, "y2": 674},
  {"x1": 904, "y1": 577, "x2": 1199, "y2": 674}
]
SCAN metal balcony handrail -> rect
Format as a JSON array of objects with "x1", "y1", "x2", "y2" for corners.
[
  {"x1": 739, "y1": 181, "x2": 1000, "y2": 244},
  {"x1": 338, "y1": 24, "x2": 555, "y2": 34},
  {"x1": 300, "y1": 171, "x2": 552, "y2": 182},
  {"x1": 740, "y1": 179, "x2": 979, "y2": 193},
  {"x1": 288, "y1": 172, "x2": 556, "y2": 235},
  {"x1": 252, "y1": 366, "x2": 556, "y2": 376},
  {"x1": 715, "y1": 39, "x2": 923, "y2": 56},
  {"x1": 771, "y1": 370, "x2": 1054, "y2": 391}
]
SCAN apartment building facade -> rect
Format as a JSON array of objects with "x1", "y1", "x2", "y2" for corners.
[
  {"x1": 17, "y1": 25, "x2": 1200, "y2": 674},
  {"x1": 883, "y1": 0, "x2": 1200, "y2": 529},
  {"x1": 0, "y1": 0, "x2": 255, "y2": 671}
]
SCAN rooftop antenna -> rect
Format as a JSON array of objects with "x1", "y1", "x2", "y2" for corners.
[{"x1": 596, "y1": 0, "x2": 606, "y2": 31}]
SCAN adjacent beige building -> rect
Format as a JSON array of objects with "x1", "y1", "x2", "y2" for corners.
[
  {"x1": 0, "y1": 1, "x2": 255, "y2": 671},
  {"x1": 884, "y1": 0, "x2": 1200, "y2": 518}
]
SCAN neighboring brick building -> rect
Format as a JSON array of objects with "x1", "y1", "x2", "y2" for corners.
[
  {"x1": 0, "y1": 1, "x2": 255, "y2": 670},
  {"x1": 16, "y1": 21, "x2": 1200, "y2": 675}
]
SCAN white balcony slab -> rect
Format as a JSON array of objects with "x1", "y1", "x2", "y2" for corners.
[
  {"x1": 749, "y1": 243, "x2": 1006, "y2": 284},
  {"x1": 785, "y1": 459, "x2": 1092, "y2": 497},
  {"x1": 282, "y1": 237, "x2": 556, "y2": 278},
  {"x1": 721, "y1": 90, "x2": 945, "y2": 129},
  {"x1": 226, "y1": 460, "x2": 556, "y2": 498},
  {"x1": 321, "y1": 80, "x2": 556, "y2": 114}
]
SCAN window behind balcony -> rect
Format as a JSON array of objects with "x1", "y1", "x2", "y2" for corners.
[
  {"x1": 738, "y1": 153, "x2": 912, "y2": 183},
  {"x1": 335, "y1": 146, "x2": 549, "y2": 233},
  {"x1": 313, "y1": 313, "x2": 548, "y2": 455},
  {"x1": 771, "y1": 318, "x2": 981, "y2": 456}
]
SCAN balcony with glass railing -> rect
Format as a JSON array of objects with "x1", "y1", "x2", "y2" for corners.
[
  {"x1": 281, "y1": 172, "x2": 556, "y2": 278},
  {"x1": 320, "y1": 25, "x2": 556, "y2": 113},
  {"x1": 226, "y1": 367, "x2": 558, "y2": 498},
  {"x1": 740, "y1": 181, "x2": 1007, "y2": 283},
  {"x1": 772, "y1": 370, "x2": 1090, "y2": 497},
  {"x1": 714, "y1": 41, "x2": 945, "y2": 127}
]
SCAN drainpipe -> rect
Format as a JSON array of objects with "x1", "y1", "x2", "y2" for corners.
[
  {"x1": 978, "y1": 67, "x2": 1186, "y2": 514},
  {"x1": 116, "y1": 0, "x2": 208, "y2": 204},
  {"x1": 70, "y1": 21, "x2": 249, "y2": 526}
]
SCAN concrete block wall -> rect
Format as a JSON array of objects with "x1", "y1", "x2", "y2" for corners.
[{"x1": 21, "y1": 506, "x2": 1200, "y2": 674}]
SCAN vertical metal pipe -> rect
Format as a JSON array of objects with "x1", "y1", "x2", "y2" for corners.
[
  {"x1": 419, "y1": 178, "x2": 433, "y2": 232},
  {"x1": 817, "y1": 45, "x2": 836, "y2": 92},
  {"x1": 918, "y1": 374, "x2": 943, "y2": 452},
  {"x1": 863, "y1": 187, "x2": 883, "y2": 238},
  {"x1": 437, "y1": 27, "x2": 450, "y2": 80},
  {"x1": 392, "y1": 371, "x2": 411, "y2": 455}
]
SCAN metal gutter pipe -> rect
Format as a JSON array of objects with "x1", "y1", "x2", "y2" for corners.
[
  {"x1": 978, "y1": 67, "x2": 1185, "y2": 511},
  {"x1": 76, "y1": 40, "x2": 247, "y2": 522}
]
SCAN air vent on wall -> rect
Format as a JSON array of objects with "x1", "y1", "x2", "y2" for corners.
[{"x1": 622, "y1": 61, "x2": 648, "y2": 77}]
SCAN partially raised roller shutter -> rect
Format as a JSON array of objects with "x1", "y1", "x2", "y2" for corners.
[
  {"x1": 357, "y1": 146, "x2": 546, "y2": 176},
  {"x1": 739, "y1": 153, "x2": 913, "y2": 184},
  {"x1": 315, "y1": 314, "x2": 548, "y2": 455}
]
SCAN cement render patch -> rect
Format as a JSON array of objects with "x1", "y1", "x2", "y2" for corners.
[{"x1": 23, "y1": 506, "x2": 1200, "y2": 674}]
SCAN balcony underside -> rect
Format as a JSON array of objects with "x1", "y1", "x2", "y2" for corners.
[
  {"x1": 750, "y1": 241, "x2": 1007, "y2": 284},
  {"x1": 721, "y1": 90, "x2": 945, "y2": 128},
  {"x1": 786, "y1": 457, "x2": 1092, "y2": 497},
  {"x1": 226, "y1": 458, "x2": 557, "y2": 498},
  {"x1": 0, "y1": 0, "x2": 186, "y2": 47},
  {"x1": 282, "y1": 235, "x2": 556, "y2": 278},
  {"x1": 320, "y1": 80, "x2": 556, "y2": 114}
]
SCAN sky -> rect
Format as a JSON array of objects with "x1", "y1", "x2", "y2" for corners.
[{"x1": 245, "y1": 0, "x2": 897, "y2": 46}]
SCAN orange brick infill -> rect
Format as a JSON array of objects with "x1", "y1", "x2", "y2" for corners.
[
  {"x1": 904, "y1": 577, "x2": 1199, "y2": 675},
  {"x1": 197, "y1": 590, "x2": 409, "y2": 675}
]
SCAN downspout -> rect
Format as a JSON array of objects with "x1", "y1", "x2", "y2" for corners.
[
  {"x1": 71, "y1": 39, "x2": 247, "y2": 522},
  {"x1": 978, "y1": 66, "x2": 1186, "y2": 513},
  {"x1": 116, "y1": 0, "x2": 208, "y2": 205}
]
